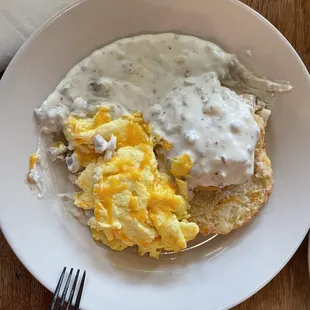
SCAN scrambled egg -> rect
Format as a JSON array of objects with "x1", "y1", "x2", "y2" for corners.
[
  {"x1": 64, "y1": 107, "x2": 151, "y2": 167},
  {"x1": 170, "y1": 153, "x2": 193, "y2": 178},
  {"x1": 63, "y1": 106, "x2": 199, "y2": 258}
]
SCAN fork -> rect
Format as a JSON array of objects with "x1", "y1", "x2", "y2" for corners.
[{"x1": 49, "y1": 267, "x2": 86, "y2": 310}]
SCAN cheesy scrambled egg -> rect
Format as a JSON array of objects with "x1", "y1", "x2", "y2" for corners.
[
  {"x1": 27, "y1": 153, "x2": 39, "y2": 183},
  {"x1": 62, "y1": 106, "x2": 199, "y2": 258}
]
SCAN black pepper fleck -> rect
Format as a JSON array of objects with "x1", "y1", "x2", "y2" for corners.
[
  {"x1": 152, "y1": 111, "x2": 160, "y2": 117},
  {"x1": 16, "y1": 272, "x2": 21, "y2": 280},
  {"x1": 89, "y1": 81, "x2": 101, "y2": 92},
  {"x1": 220, "y1": 156, "x2": 226, "y2": 163}
]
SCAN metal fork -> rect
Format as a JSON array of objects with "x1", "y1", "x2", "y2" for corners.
[{"x1": 49, "y1": 267, "x2": 86, "y2": 310}]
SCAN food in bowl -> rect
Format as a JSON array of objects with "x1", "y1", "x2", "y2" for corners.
[{"x1": 28, "y1": 33, "x2": 291, "y2": 258}]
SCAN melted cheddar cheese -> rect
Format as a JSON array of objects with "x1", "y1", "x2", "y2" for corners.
[{"x1": 61, "y1": 106, "x2": 198, "y2": 258}]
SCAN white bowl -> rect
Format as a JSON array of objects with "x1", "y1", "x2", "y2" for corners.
[{"x1": 0, "y1": 0, "x2": 309, "y2": 309}]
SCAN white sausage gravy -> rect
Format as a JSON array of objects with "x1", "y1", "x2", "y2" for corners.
[{"x1": 35, "y1": 33, "x2": 291, "y2": 188}]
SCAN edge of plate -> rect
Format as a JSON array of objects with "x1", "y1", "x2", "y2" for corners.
[
  {"x1": 0, "y1": 0, "x2": 87, "y2": 296},
  {"x1": 221, "y1": 1, "x2": 310, "y2": 308},
  {"x1": 0, "y1": 0, "x2": 85, "y2": 83}
]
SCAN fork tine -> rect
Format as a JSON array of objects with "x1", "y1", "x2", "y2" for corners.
[
  {"x1": 65, "y1": 269, "x2": 80, "y2": 310},
  {"x1": 73, "y1": 270, "x2": 86, "y2": 310},
  {"x1": 50, "y1": 267, "x2": 67, "y2": 310},
  {"x1": 57, "y1": 268, "x2": 73, "y2": 310}
]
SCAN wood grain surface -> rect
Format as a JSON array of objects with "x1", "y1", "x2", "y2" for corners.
[{"x1": 0, "y1": 0, "x2": 309, "y2": 309}]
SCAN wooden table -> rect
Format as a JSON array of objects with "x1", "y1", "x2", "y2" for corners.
[{"x1": 0, "y1": 0, "x2": 309, "y2": 309}]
